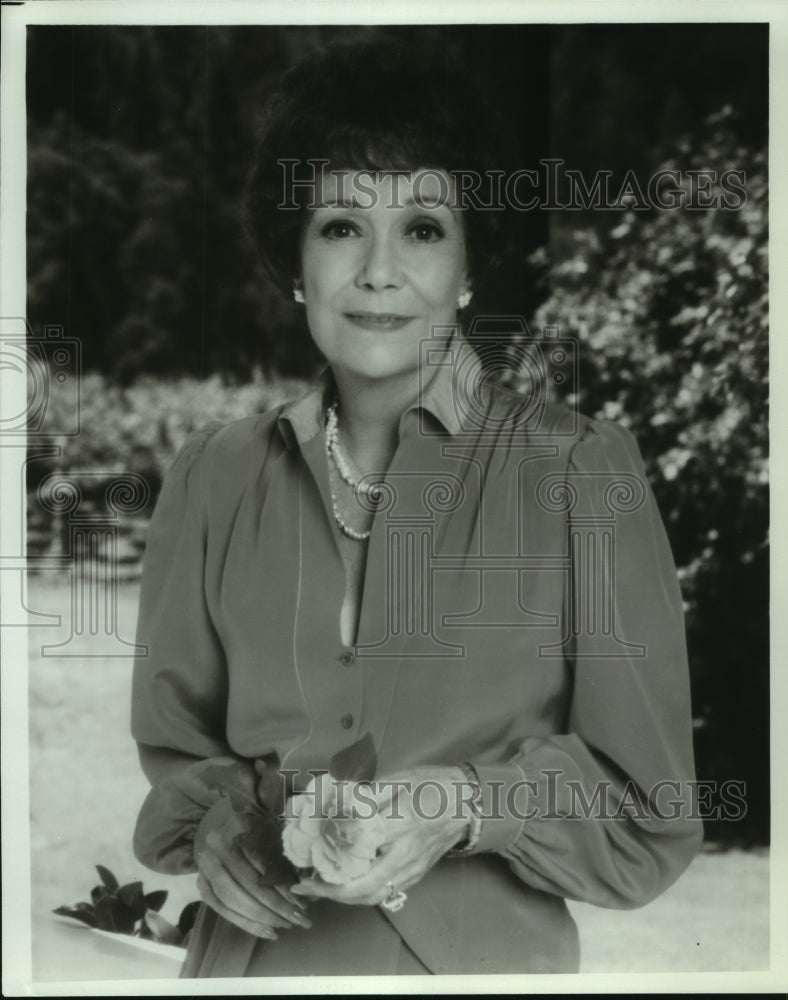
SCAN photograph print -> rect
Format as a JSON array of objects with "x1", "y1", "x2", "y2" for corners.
[{"x1": 1, "y1": 5, "x2": 775, "y2": 989}]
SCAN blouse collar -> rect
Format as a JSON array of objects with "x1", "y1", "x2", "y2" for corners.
[{"x1": 276, "y1": 328, "x2": 485, "y2": 450}]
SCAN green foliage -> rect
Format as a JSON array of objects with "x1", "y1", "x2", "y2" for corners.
[
  {"x1": 328, "y1": 732, "x2": 378, "y2": 784},
  {"x1": 26, "y1": 371, "x2": 305, "y2": 568},
  {"x1": 32, "y1": 369, "x2": 305, "y2": 490},
  {"x1": 522, "y1": 109, "x2": 768, "y2": 843},
  {"x1": 26, "y1": 25, "x2": 765, "y2": 383},
  {"x1": 54, "y1": 864, "x2": 198, "y2": 946},
  {"x1": 26, "y1": 26, "x2": 331, "y2": 381}
]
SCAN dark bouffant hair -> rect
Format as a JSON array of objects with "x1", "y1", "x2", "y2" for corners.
[{"x1": 245, "y1": 37, "x2": 510, "y2": 298}]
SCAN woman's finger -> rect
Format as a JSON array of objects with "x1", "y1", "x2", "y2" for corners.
[
  {"x1": 207, "y1": 830, "x2": 311, "y2": 928},
  {"x1": 292, "y1": 838, "x2": 415, "y2": 905},
  {"x1": 237, "y1": 832, "x2": 307, "y2": 910},
  {"x1": 196, "y1": 872, "x2": 278, "y2": 940},
  {"x1": 236, "y1": 831, "x2": 270, "y2": 880},
  {"x1": 274, "y1": 883, "x2": 309, "y2": 911},
  {"x1": 199, "y1": 848, "x2": 311, "y2": 929},
  {"x1": 292, "y1": 861, "x2": 423, "y2": 908}
]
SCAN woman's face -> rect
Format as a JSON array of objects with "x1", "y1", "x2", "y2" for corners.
[{"x1": 298, "y1": 169, "x2": 469, "y2": 383}]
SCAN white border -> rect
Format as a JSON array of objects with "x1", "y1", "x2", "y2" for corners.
[{"x1": 2, "y1": 0, "x2": 786, "y2": 995}]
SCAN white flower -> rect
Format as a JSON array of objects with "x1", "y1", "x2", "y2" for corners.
[{"x1": 282, "y1": 774, "x2": 384, "y2": 885}]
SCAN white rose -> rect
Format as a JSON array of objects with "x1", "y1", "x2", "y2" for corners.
[{"x1": 282, "y1": 774, "x2": 383, "y2": 885}]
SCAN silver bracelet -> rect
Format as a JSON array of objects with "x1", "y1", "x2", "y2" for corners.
[{"x1": 448, "y1": 761, "x2": 483, "y2": 856}]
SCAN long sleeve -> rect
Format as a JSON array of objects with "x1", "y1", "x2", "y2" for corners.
[
  {"x1": 130, "y1": 425, "x2": 260, "y2": 875},
  {"x1": 467, "y1": 418, "x2": 703, "y2": 908}
]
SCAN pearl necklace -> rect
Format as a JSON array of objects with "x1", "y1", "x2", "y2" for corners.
[
  {"x1": 325, "y1": 402, "x2": 372, "y2": 541},
  {"x1": 325, "y1": 403, "x2": 378, "y2": 496}
]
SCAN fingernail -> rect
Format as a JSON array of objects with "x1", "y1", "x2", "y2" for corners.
[{"x1": 293, "y1": 910, "x2": 312, "y2": 928}]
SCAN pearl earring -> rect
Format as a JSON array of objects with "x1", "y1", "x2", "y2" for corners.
[
  {"x1": 457, "y1": 291, "x2": 472, "y2": 310},
  {"x1": 293, "y1": 287, "x2": 305, "y2": 304}
]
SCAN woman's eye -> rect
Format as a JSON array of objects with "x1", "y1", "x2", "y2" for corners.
[
  {"x1": 409, "y1": 221, "x2": 443, "y2": 242},
  {"x1": 320, "y1": 221, "x2": 357, "y2": 239}
]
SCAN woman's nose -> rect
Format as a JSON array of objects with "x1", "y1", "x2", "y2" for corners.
[{"x1": 355, "y1": 234, "x2": 403, "y2": 291}]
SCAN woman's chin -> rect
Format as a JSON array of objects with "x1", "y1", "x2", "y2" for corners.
[
  {"x1": 326, "y1": 342, "x2": 425, "y2": 383},
  {"x1": 333, "y1": 357, "x2": 420, "y2": 384}
]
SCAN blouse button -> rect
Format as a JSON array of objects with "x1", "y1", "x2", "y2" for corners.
[
  {"x1": 341, "y1": 713, "x2": 354, "y2": 730},
  {"x1": 340, "y1": 651, "x2": 355, "y2": 666}
]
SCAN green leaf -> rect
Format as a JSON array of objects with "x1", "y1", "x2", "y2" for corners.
[
  {"x1": 177, "y1": 900, "x2": 202, "y2": 938},
  {"x1": 143, "y1": 889, "x2": 168, "y2": 913},
  {"x1": 254, "y1": 757, "x2": 286, "y2": 814},
  {"x1": 328, "y1": 731, "x2": 377, "y2": 783},
  {"x1": 116, "y1": 881, "x2": 146, "y2": 921},
  {"x1": 95, "y1": 864, "x2": 119, "y2": 893},
  {"x1": 258, "y1": 845, "x2": 299, "y2": 887},
  {"x1": 53, "y1": 903, "x2": 97, "y2": 928},
  {"x1": 90, "y1": 884, "x2": 109, "y2": 906},
  {"x1": 94, "y1": 895, "x2": 119, "y2": 933},
  {"x1": 237, "y1": 811, "x2": 298, "y2": 887}
]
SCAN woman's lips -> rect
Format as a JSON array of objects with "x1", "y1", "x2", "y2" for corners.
[{"x1": 344, "y1": 312, "x2": 417, "y2": 332}]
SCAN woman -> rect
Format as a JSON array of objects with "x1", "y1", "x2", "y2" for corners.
[{"x1": 131, "y1": 37, "x2": 703, "y2": 976}]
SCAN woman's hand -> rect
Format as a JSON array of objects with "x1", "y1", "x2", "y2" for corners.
[
  {"x1": 290, "y1": 766, "x2": 472, "y2": 907},
  {"x1": 195, "y1": 806, "x2": 312, "y2": 939}
]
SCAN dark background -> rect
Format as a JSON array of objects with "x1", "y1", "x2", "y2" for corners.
[{"x1": 26, "y1": 23, "x2": 769, "y2": 845}]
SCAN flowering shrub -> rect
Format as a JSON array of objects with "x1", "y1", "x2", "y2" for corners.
[
  {"x1": 518, "y1": 108, "x2": 768, "y2": 843},
  {"x1": 34, "y1": 368, "x2": 306, "y2": 488},
  {"x1": 26, "y1": 370, "x2": 307, "y2": 564},
  {"x1": 526, "y1": 110, "x2": 766, "y2": 594}
]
